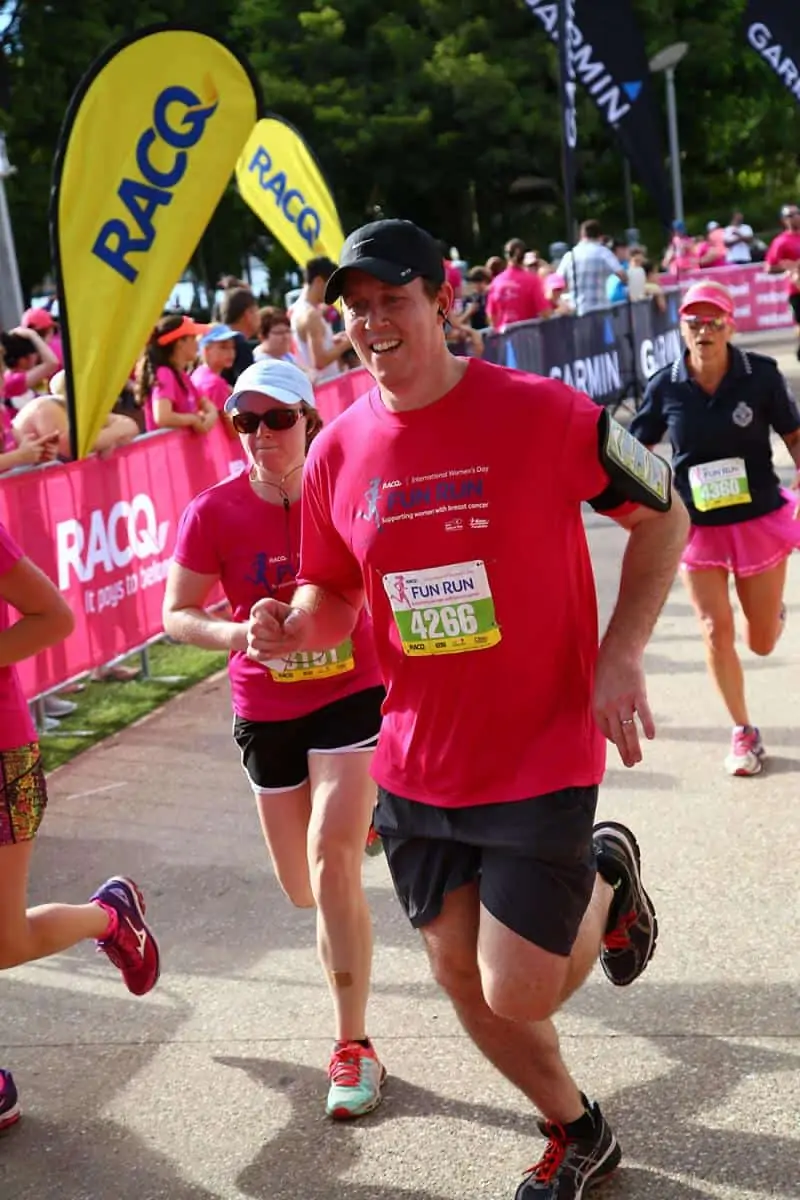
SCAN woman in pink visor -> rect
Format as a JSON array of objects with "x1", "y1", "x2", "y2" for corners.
[{"x1": 630, "y1": 280, "x2": 800, "y2": 776}]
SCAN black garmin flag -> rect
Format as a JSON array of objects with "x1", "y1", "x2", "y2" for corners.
[
  {"x1": 526, "y1": 0, "x2": 673, "y2": 227},
  {"x1": 744, "y1": 1, "x2": 800, "y2": 104}
]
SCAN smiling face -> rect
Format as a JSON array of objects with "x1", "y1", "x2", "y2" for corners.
[
  {"x1": 681, "y1": 301, "x2": 733, "y2": 366},
  {"x1": 235, "y1": 392, "x2": 307, "y2": 478},
  {"x1": 340, "y1": 273, "x2": 451, "y2": 392}
]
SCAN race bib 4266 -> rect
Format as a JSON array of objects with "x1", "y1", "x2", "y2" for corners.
[{"x1": 383, "y1": 561, "x2": 501, "y2": 657}]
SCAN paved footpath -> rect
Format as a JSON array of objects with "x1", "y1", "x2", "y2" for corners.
[{"x1": 1, "y1": 332, "x2": 798, "y2": 1200}]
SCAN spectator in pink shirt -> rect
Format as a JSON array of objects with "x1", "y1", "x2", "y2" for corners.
[
  {"x1": 486, "y1": 238, "x2": 549, "y2": 330},
  {"x1": 21, "y1": 307, "x2": 63, "y2": 369},
  {"x1": 696, "y1": 222, "x2": 727, "y2": 269},
  {"x1": 766, "y1": 206, "x2": 800, "y2": 357},
  {"x1": 662, "y1": 221, "x2": 699, "y2": 278},
  {"x1": 135, "y1": 315, "x2": 219, "y2": 435},
  {"x1": 1, "y1": 327, "x2": 58, "y2": 410},
  {"x1": 191, "y1": 325, "x2": 235, "y2": 413}
]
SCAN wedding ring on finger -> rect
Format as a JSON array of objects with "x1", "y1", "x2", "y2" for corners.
[{"x1": 620, "y1": 718, "x2": 636, "y2": 727}]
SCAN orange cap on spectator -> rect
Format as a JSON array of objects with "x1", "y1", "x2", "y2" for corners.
[{"x1": 156, "y1": 316, "x2": 211, "y2": 346}]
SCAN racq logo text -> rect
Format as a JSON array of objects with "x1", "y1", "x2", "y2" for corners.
[{"x1": 56, "y1": 494, "x2": 169, "y2": 589}]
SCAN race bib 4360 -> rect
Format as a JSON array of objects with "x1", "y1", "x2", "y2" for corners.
[
  {"x1": 383, "y1": 561, "x2": 501, "y2": 657},
  {"x1": 688, "y1": 458, "x2": 751, "y2": 512}
]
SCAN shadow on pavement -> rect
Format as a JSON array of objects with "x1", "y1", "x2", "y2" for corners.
[
  {"x1": 219, "y1": 971, "x2": 799, "y2": 1200},
  {"x1": 0, "y1": 1115, "x2": 220, "y2": 1200},
  {"x1": 220, "y1": 1054, "x2": 534, "y2": 1200}
]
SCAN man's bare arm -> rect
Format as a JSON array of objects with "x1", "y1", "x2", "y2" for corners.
[{"x1": 593, "y1": 497, "x2": 690, "y2": 767}]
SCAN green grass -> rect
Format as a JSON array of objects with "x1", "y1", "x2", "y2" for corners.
[{"x1": 39, "y1": 642, "x2": 227, "y2": 772}]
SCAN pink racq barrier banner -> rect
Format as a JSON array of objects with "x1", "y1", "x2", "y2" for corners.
[
  {"x1": 314, "y1": 367, "x2": 371, "y2": 422},
  {"x1": 661, "y1": 262, "x2": 794, "y2": 332},
  {"x1": 0, "y1": 425, "x2": 246, "y2": 699}
]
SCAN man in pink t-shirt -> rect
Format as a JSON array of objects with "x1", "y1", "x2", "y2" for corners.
[
  {"x1": 766, "y1": 206, "x2": 800, "y2": 351},
  {"x1": 191, "y1": 324, "x2": 236, "y2": 413},
  {"x1": 244, "y1": 219, "x2": 689, "y2": 1197},
  {"x1": 486, "y1": 238, "x2": 549, "y2": 329}
]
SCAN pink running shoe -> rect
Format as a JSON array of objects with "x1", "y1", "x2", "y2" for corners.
[
  {"x1": 90, "y1": 877, "x2": 160, "y2": 995},
  {"x1": 725, "y1": 726, "x2": 765, "y2": 777},
  {"x1": 0, "y1": 1070, "x2": 20, "y2": 1131}
]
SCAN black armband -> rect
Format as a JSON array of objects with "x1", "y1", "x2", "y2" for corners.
[{"x1": 589, "y1": 409, "x2": 672, "y2": 513}]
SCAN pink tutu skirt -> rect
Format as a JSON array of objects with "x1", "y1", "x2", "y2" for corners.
[{"x1": 682, "y1": 489, "x2": 800, "y2": 577}]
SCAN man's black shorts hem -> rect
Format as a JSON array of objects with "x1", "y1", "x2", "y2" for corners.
[
  {"x1": 233, "y1": 686, "x2": 384, "y2": 793},
  {"x1": 374, "y1": 785, "x2": 598, "y2": 957}
]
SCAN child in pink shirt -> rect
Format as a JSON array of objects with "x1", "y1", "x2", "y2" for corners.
[
  {"x1": 0, "y1": 521, "x2": 160, "y2": 1130},
  {"x1": 135, "y1": 314, "x2": 219, "y2": 435},
  {"x1": 190, "y1": 324, "x2": 235, "y2": 413}
]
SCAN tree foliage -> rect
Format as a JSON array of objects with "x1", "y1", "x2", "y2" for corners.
[{"x1": 2, "y1": 0, "x2": 799, "y2": 297}]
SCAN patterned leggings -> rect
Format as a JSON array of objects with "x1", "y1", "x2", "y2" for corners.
[{"x1": 0, "y1": 742, "x2": 48, "y2": 845}]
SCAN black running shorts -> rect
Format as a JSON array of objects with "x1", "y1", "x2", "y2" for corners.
[
  {"x1": 374, "y1": 785, "x2": 598, "y2": 957},
  {"x1": 233, "y1": 686, "x2": 384, "y2": 793}
]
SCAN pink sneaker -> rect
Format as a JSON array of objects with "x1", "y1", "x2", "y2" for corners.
[
  {"x1": 725, "y1": 726, "x2": 765, "y2": 777},
  {"x1": 90, "y1": 877, "x2": 160, "y2": 995},
  {"x1": 0, "y1": 1069, "x2": 20, "y2": 1131}
]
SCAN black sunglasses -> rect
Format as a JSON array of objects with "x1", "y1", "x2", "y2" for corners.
[{"x1": 231, "y1": 408, "x2": 303, "y2": 434}]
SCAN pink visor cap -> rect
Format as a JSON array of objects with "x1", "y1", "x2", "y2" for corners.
[{"x1": 679, "y1": 282, "x2": 735, "y2": 316}]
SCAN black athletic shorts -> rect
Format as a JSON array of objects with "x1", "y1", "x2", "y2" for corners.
[
  {"x1": 233, "y1": 686, "x2": 384, "y2": 793},
  {"x1": 373, "y1": 785, "x2": 598, "y2": 957},
  {"x1": 790, "y1": 294, "x2": 800, "y2": 326}
]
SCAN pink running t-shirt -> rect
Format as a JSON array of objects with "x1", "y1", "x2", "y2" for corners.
[
  {"x1": 765, "y1": 231, "x2": 800, "y2": 296},
  {"x1": 0, "y1": 522, "x2": 37, "y2": 751},
  {"x1": 486, "y1": 265, "x2": 549, "y2": 329},
  {"x1": 144, "y1": 366, "x2": 200, "y2": 432},
  {"x1": 298, "y1": 358, "x2": 626, "y2": 808},
  {"x1": 173, "y1": 471, "x2": 382, "y2": 722},
  {"x1": 191, "y1": 363, "x2": 231, "y2": 413}
]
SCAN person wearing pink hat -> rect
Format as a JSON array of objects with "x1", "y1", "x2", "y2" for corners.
[
  {"x1": 134, "y1": 314, "x2": 218, "y2": 435},
  {"x1": 21, "y1": 307, "x2": 63, "y2": 369},
  {"x1": 630, "y1": 280, "x2": 800, "y2": 776}
]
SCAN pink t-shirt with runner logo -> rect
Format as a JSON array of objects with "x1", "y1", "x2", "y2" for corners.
[
  {"x1": 191, "y1": 363, "x2": 231, "y2": 413},
  {"x1": 144, "y1": 366, "x2": 200, "y2": 432},
  {"x1": 765, "y1": 231, "x2": 800, "y2": 296},
  {"x1": 486, "y1": 264, "x2": 549, "y2": 329},
  {"x1": 173, "y1": 471, "x2": 382, "y2": 722},
  {"x1": 298, "y1": 358, "x2": 619, "y2": 809},
  {"x1": 0, "y1": 522, "x2": 37, "y2": 751}
]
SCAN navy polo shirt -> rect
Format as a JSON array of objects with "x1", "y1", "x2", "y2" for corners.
[{"x1": 630, "y1": 348, "x2": 800, "y2": 526}]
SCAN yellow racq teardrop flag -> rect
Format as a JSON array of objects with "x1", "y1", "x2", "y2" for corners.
[
  {"x1": 51, "y1": 27, "x2": 260, "y2": 458},
  {"x1": 236, "y1": 116, "x2": 345, "y2": 269}
]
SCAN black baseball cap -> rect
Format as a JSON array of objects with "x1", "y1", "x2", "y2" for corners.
[{"x1": 324, "y1": 219, "x2": 445, "y2": 305}]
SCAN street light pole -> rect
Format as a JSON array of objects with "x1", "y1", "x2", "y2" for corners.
[
  {"x1": 0, "y1": 132, "x2": 24, "y2": 329},
  {"x1": 664, "y1": 66, "x2": 684, "y2": 226},
  {"x1": 649, "y1": 42, "x2": 689, "y2": 228}
]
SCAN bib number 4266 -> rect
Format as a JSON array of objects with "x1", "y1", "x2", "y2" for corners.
[{"x1": 409, "y1": 604, "x2": 479, "y2": 640}]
